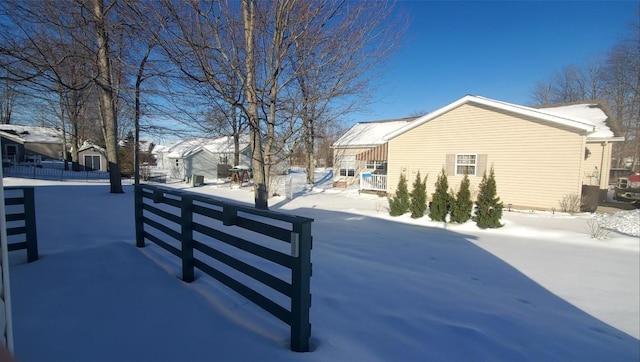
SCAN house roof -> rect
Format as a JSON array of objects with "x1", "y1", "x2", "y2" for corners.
[
  {"x1": 78, "y1": 141, "x2": 107, "y2": 155},
  {"x1": 383, "y1": 95, "x2": 621, "y2": 141},
  {"x1": 535, "y1": 102, "x2": 620, "y2": 140},
  {"x1": 332, "y1": 117, "x2": 418, "y2": 148},
  {"x1": 0, "y1": 124, "x2": 62, "y2": 144},
  {"x1": 159, "y1": 136, "x2": 250, "y2": 159}
]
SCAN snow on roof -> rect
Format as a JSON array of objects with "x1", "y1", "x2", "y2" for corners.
[
  {"x1": 78, "y1": 141, "x2": 106, "y2": 154},
  {"x1": 332, "y1": 117, "x2": 418, "y2": 148},
  {"x1": 160, "y1": 136, "x2": 249, "y2": 159},
  {"x1": 0, "y1": 124, "x2": 62, "y2": 144},
  {"x1": 384, "y1": 95, "x2": 620, "y2": 141},
  {"x1": 536, "y1": 103, "x2": 616, "y2": 139}
]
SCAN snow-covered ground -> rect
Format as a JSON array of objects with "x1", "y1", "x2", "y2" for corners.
[{"x1": 4, "y1": 169, "x2": 639, "y2": 361}]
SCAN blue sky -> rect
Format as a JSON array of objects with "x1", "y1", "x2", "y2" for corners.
[{"x1": 347, "y1": 0, "x2": 639, "y2": 125}]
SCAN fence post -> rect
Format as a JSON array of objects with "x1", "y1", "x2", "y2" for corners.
[
  {"x1": 23, "y1": 187, "x2": 38, "y2": 262},
  {"x1": 181, "y1": 194, "x2": 195, "y2": 283},
  {"x1": 134, "y1": 185, "x2": 145, "y2": 248},
  {"x1": 222, "y1": 205, "x2": 237, "y2": 226},
  {"x1": 290, "y1": 219, "x2": 312, "y2": 352}
]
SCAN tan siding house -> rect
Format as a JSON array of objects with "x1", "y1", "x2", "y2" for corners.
[{"x1": 335, "y1": 95, "x2": 623, "y2": 211}]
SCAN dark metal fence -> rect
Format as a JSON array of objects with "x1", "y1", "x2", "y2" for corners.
[
  {"x1": 134, "y1": 184, "x2": 313, "y2": 352},
  {"x1": 3, "y1": 186, "x2": 39, "y2": 262},
  {"x1": 3, "y1": 164, "x2": 126, "y2": 183}
]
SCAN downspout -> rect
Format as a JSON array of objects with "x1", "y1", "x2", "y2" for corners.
[
  {"x1": 599, "y1": 141, "x2": 612, "y2": 202},
  {"x1": 578, "y1": 136, "x2": 587, "y2": 197}
]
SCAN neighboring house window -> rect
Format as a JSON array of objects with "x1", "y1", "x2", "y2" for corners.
[
  {"x1": 339, "y1": 155, "x2": 355, "y2": 176},
  {"x1": 366, "y1": 161, "x2": 385, "y2": 170},
  {"x1": 455, "y1": 154, "x2": 477, "y2": 176},
  {"x1": 220, "y1": 155, "x2": 228, "y2": 164},
  {"x1": 5, "y1": 145, "x2": 17, "y2": 163},
  {"x1": 5, "y1": 144, "x2": 17, "y2": 156}
]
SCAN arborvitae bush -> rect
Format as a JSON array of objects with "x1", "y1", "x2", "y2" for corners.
[
  {"x1": 474, "y1": 166, "x2": 503, "y2": 229},
  {"x1": 451, "y1": 174, "x2": 473, "y2": 223},
  {"x1": 429, "y1": 168, "x2": 450, "y2": 222},
  {"x1": 409, "y1": 171, "x2": 427, "y2": 219},
  {"x1": 388, "y1": 173, "x2": 410, "y2": 216}
]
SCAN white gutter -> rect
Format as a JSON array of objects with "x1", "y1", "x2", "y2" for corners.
[
  {"x1": 0, "y1": 146, "x2": 13, "y2": 353},
  {"x1": 586, "y1": 137, "x2": 625, "y2": 142}
]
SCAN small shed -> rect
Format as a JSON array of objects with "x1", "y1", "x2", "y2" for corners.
[{"x1": 78, "y1": 142, "x2": 108, "y2": 172}]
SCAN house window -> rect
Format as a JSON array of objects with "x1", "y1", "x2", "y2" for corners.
[
  {"x1": 366, "y1": 161, "x2": 385, "y2": 170},
  {"x1": 338, "y1": 155, "x2": 355, "y2": 177},
  {"x1": 455, "y1": 154, "x2": 477, "y2": 176},
  {"x1": 4, "y1": 145, "x2": 17, "y2": 163},
  {"x1": 5, "y1": 144, "x2": 17, "y2": 156},
  {"x1": 219, "y1": 155, "x2": 228, "y2": 164}
]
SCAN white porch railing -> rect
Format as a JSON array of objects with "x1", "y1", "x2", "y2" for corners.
[{"x1": 360, "y1": 172, "x2": 387, "y2": 192}]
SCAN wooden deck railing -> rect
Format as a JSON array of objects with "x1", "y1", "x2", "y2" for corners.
[
  {"x1": 360, "y1": 172, "x2": 387, "y2": 192},
  {"x1": 134, "y1": 184, "x2": 313, "y2": 352},
  {"x1": 3, "y1": 187, "x2": 39, "y2": 262}
]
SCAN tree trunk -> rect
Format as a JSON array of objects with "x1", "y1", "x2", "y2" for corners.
[
  {"x1": 305, "y1": 118, "x2": 314, "y2": 184},
  {"x1": 242, "y1": 0, "x2": 267, "y2": 209},
  {"x1": 71, "y1": 122, "x2": 80, "y2": 171},
  {"x1": 92, "y1": 0, "x2": 122, "y2": 193}
]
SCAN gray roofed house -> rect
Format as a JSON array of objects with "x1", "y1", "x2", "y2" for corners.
[{"x1": 0, "y1": 124, "x2": 63, "y2": 165}]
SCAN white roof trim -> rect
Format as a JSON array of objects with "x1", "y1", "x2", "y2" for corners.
[
  {"x1": 586, "y1": 137, "x2": 625, "y2": 143},
  {"x1": 384, "y1": 95, "x2": 596, "y2": 140}
]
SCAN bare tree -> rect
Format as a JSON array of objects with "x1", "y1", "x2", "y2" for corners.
[
  {"x1": 91, "y1": 0, "x2": 123, "y2": 192},
  {"x1": 0, "y1": 76, "x2": 17, "y2": 124},
  {"x1": 152, "y1": 0, "x2": 407, "y2": 208},
  {"x1": 530, "y1": 14, "x2": 640, "y2": 172},
  {"x1": 288, "y1": 0, "x2": 407, "y2": 184},
  {"x1": 0, "y1": 0, "x2": 102, "y2": 170},
  {"x1": 153, "y1": 0, "x2": 271, "y2": 208}
]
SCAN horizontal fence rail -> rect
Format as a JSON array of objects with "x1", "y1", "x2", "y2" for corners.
[
  {"x1": 3, "y1": 164, "x2": 131, "y2": 183},
  {"x1": 3, "y1": 186, "x2": 39, "y2": 262},
  {"x1": 135, "y1": 184, "x2": 313, "y2": 352}
]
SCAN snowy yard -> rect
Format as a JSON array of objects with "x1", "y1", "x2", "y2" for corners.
[{"x1": 4, "y1": 169, "x2": 639, "y2": 361}]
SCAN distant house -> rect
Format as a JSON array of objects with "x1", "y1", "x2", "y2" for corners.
[
  {"x1": 331, "y1": 117, "x2": 417, "y2": 187},
  {"x1": 154, "y1": 136, "x2": 251, "y2": 181},
  {"x1": 78, "y1": 142, "x2": 108, "y2": 172},
  {"x1": 0, "y1": 124, "x2": 63, "y2": 165},
  {"x1": 332, "y1": 95, "x2": 624, "y2": 210}
]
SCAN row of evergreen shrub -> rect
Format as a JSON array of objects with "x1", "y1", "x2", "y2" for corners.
[{"x1": 387, "y1": 167, "x2": 503, "y2": 229}]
